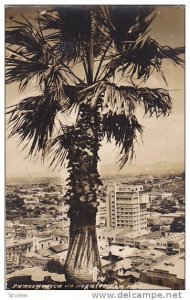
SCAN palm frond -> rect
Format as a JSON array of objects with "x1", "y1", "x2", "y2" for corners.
[
  {"x1": 100, "y1": 82, "x2": 136, "y2": 115},
  {"x1": 39, "y1": 6, "x2": 110, "y2": 64},
  {"x1": 6, "y1": 17, "x2": 82, "y2": 91},
  {"x1": 102, "y1": 83, "x2": 172, "y2": 117},
  {"x1": 6, "y1": 17, "x2": 51, "y2": 61},
  {"x1": 49, "y1": 125, "x2": 75, "y2": 169},
  {"x1": 103, "y1": 37, "x2": 184, "y2": 82},
  {"x1": 83, "y1": 82, "x2": 172, "y2": 118},
  {"x1": 135, "y1": 87, "x2": 172, "y2": 117},
  {"x1": 99, "y1": 6, "x2": 156, "y2": 49},
  {"x1": 42, "y1": 65, "x2": 69, "y2": 98},
  {"x1": 106, "y1": 84, "x2": 172, "y2": 117},
  {"x1": 6, "y1": 46, "x2": 81, "y2": 93},
  {"x1": 100, "y1": 82, "x2": 172, "y2": 168},
  {"x1": 39, "y1": 6, "x2": 92, "y2": 64},
  {"x1": 103, "y1": 113, "x2": 143, "y2": 169},
  {"x1": 5, "y1": 56, "x2": 48, "y2": 91},
  {"x1": 7, "y1": 95, "x2": 62, "y2": 159}
]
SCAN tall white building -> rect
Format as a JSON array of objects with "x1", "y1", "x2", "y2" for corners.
[{"x1": 106, "y1": 184, "x2": 149, "y2": 230}]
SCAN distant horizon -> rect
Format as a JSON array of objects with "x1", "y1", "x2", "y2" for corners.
[{"x1": 6, "y1": 160, "x2": 185, "y2": 179}]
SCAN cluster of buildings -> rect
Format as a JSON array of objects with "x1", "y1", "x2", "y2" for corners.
[{"x1": 6, "y1": 177, "x2": 185, "y2": 289}]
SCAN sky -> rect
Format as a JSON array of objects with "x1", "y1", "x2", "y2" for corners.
[{"x1": 5, "y1": 5, "x2": 185, "y2": 177}]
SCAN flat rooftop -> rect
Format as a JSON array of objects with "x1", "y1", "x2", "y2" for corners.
[
  {"x1": 116, "y1": 229, "x2": 150, "y2": 239},
  {"x1": 146, "y1": 253, "x2": 185, "y2": 280},
  {"x1": 6, "y1": 239, "x2": 33, "y2": 247},
  {"x1": 97, "y1": 227, "x2": 125, "y2": 237}
]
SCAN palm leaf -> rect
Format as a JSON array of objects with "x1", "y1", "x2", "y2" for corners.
[
  {"x1": 103, "y1": 37, "x2": 184, "y2": 81},
  {"x1": 103, "y1": 113, "x2": 143, "y2": 169},
  {"x1": 49, "y1": 125, "x2": 75, "y2": 169},
  {"x1": 82, "y1": 82, "x2": 172, "y2": 118},
  {"x1": 39, "y1": 6, "x2": 108, "y2": 64},
  {"x1": 101, "y1": 82, "x2": 136, "y2": 115},
  {"x1": 5, "y1": 57, "x2": 48, "y2": 91},
  {"x1": 100, "y1": 82, "x2": 172, "y2": 168},
  {"x1": 6, "y1": 17, "x2": 82, "y2": 91},
  {"x1": 39, "y1": 6, "x2": 92, "y2": 64},
  {"x1": 98, "y1": 82, "x2": 172, "y2": 117},
  {"x1": 5, "y1": 17, "x2": 51, "y2": 61},
  {"x1": 135, "y1": 87, "x2": 172, "y2": 117},
  {"x1": 6, "y1": 46, "x2": 81, "y2": 93},
  {"x1": 99, "y1": 6, "x2": 156, "y2": 49},
  {"x1": 7, "y1": 94, "x2": 63, "y2": 159}
]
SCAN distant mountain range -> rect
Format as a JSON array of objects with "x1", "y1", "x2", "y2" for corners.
[
  {"x1": 99, "y1": 161, "x2": 184, "y2": 176},
  {"x1": 6, "y1": 161, "x2": 184, "y2": 179}
]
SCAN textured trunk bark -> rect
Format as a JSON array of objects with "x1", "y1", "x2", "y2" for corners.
[
  {"x1": 65, "y1": 205, "x2": 101, "y2": 283},
  {"x1": 64, "y1": 103, "x2": 102, "y2": 283}
]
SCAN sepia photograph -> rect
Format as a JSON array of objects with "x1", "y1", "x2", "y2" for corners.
[{"x1": 5, "y1": 4, "x2": 185, "y2": 291}]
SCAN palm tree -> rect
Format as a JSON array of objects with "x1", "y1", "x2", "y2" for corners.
[{"x1": 5, "y1": 5, "x2": 184, "y2": 283}]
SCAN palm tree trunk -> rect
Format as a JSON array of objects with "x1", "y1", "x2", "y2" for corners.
[
  {"x1": 64, "y1": 103, "x2": 102, "y2": 283},
  {"x1": 65, "y1": 204, "x2": 101, "y2": 283}
]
